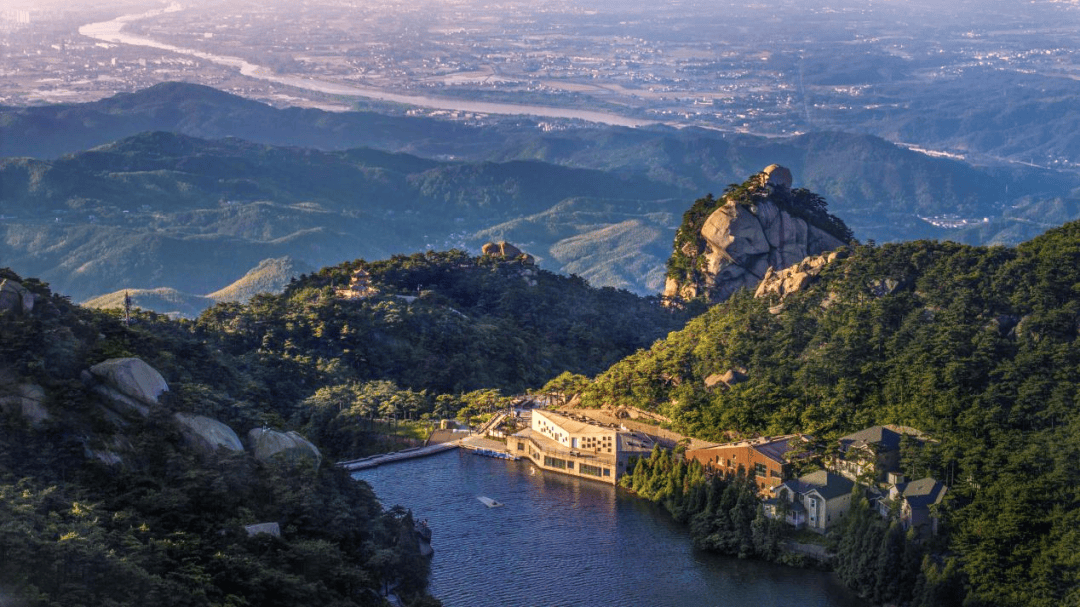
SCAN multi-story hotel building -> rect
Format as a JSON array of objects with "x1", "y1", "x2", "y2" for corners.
[
  {"x1": 506, "y1": 410, "x2": 655, "y2": 485},
  {"x1": 685, "y1": 434, "x2": 804, "y2": 496}
]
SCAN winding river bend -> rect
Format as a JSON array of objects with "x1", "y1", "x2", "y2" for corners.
[
  {"x1": 79, "y1": 6, "x2": 654, "y2": 127},
  {"x1": 354, "y1": 451, "x2": 863, "y2": 607}
]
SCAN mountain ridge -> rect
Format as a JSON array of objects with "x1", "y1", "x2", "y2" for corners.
[{"x1": 5, "y1": 83, "x2": 1078, "y2": 246}]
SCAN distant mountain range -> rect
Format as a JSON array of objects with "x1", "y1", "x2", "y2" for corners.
[{"x1": 2, "y1": 83, "x2": 1079, "y2": 309}]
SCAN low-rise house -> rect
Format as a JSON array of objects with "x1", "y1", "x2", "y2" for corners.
[
  {"x1": 766, "y1": 470, "x2": 854, "y2": 533},
  {"x1": 506, "y1": 410, "x2": 654, "y2": 485},
  {"x1": 876, "y1": 476, "x2": 948, "y2": 535},
  {"x1": 685, "y1": 434, "x2": 803, "y2": 496},
  {"x1": 831, "y1": 424, "x2": 928, "y2": 482}
]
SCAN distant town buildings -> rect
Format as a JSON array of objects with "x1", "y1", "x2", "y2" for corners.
[{"x1": 1, "y1": 10, "x2": 30, "y2": 24}]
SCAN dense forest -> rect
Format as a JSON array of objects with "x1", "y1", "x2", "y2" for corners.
[
  {"x1": 583, "y1": 221, "x2": 1080, "y2": 606},
  {"x1": 0, "y1": 270, "x2": 441, "y2": 606},
  {"x1": 194, "y1": 249, "x2": 685, "y2": 397}
]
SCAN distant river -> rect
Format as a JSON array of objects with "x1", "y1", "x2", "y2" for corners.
[
  {"x1": 78, "y1": 7, "x2": 654, "y2": 127},
  {"x1": 354, "y1": 451, "x2": 864, "y2": 607}
]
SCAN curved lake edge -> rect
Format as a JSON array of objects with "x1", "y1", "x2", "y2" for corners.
[{"x1": 354, "y1": 450, "x2": 865, "y2": 607}]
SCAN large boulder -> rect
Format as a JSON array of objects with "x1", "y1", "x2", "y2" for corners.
[
  {"x1": 481, "y1": 241, "x2": 524, "y2": 259},
  {"x1": 759, "y1": 164, "x2": 793, "y2": 190},
  {"x1": 247, "y1": 428, "x2": 322, "y2": 468},
  {"x1": 86, "y1": 357, "x2": 169, "y2": 418},
  {"x1": 0, "y1": 279, "x2": 34, "y2": 315},
  {"x1": 0, "y1": 383, "x2": 50, "y2": 426},
  {"x1": 174, "y1": 413, "x2": 244, "y2": 455},
  {"x1": 703, "y1": 368, "x2": 750, "y2": 390}
]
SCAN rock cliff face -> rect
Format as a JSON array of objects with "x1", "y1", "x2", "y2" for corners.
[
  {"x1": 0, "y1": 383, "x2": 49, "y2": 427},
  {"x1": 663, "y1": 165, "x2": 853, "y2": 305}
]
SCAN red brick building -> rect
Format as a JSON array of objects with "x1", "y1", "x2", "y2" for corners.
[{"x1": 685, "y1": 434, "x2": 803, "y2": 496}]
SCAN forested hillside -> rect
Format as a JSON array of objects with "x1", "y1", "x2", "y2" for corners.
[
  {"x1": 195, "y1": 249, "x2": 685, "y2": 396},
  {"x1": 0, "y1": 270, "x2": 439, "y2": 607},
  {"x1": 580, "y1": 221, "x2": 1080, "y2": 606}
]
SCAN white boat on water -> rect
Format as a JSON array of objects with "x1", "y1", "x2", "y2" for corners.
[{"x1": 477, "y1": 496, "x2": 503, "y2": 508}]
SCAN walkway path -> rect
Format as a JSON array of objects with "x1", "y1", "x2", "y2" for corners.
[
  {"x1": 339, "y1": 411, "x2": 516, "y2": 470},
  {"x1": 338, "y1": 442, "x2": 460, "y2": 471},
  {"x1": 475, "y1": 411, "x2": 509, "y2": 436}
]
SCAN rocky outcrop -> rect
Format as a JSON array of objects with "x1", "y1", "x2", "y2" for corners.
[
  {"x1": 704, "y1": 368, "x2": 749, "y2": 390},
  {"x1": 482, "y1": 241, "x2": 523, "y2": 258},
  {"x1": 663, "y1": 166, "x2": 851, "y2": 305},
  {"x1": 174, "y1": 413, "x2": 244, "y2": 455},
  {"x1": 758, "y1": 164, "x2": 793, "y2": 190},
  {"x1": 754, "y1": 250, "x2": 848, "y2": 300},
  {"x1": 85, "y1": 357, "x2": 169, "y2": 418},
  {"x1": 0, "y1": 383, "x2": 50, "y2": 426},
  {"x1": 0, "y1": 279, "x2": 34, "y2": 315},
  {"x1": 248, "y1": 428, "x2": 322, "y2": 468},
  {"x1": 867, "y1": 278, "x2": 904, "y2": 298},
  {"x1": 481, "y1": 241, "x2": 535, "y2": 265}
]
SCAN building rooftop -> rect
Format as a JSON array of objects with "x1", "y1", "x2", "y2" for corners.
[
  {"x1": 782, "y1": 470, "x2": 855, "y2": 501},
  {"x1": 690, "y1": 434, "x2": 802, "y2": 464},
  {"x1": 512, "y1": 428, "x2": 616, "y2": 464},
  {"x1": 899, "y1": 477, "x2": 948, "y2": 510},
  {"x1": 838, "y1": 425, "x2": 926, "y2": 452},
  {"x1": 535, "y1": 409, "x2": 616, "y2": 436}
]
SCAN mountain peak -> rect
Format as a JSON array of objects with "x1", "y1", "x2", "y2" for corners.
[{"x1": 663, "y1": 166, "x2": 854, "y2": 305}]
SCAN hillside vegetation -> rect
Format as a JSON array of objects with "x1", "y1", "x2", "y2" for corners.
[
  {"x1": 0, "y1": 271, "x2": 439, "y2": 607},
  {"x1": 580, "y1": 221, "x2": 1080, "y2": 606},
  {"x1": 196, "y1": 249, "x2": 686, "y2": 397}
]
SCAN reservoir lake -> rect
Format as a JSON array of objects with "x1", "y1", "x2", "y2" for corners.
[{"x1": 354, "y1": 450, "x2": 865, "y2": 607}]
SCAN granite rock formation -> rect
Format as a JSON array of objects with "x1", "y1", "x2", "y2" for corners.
[
  {"x1": 0, "y1": 383, "x2": 50, "y2": 426},
  {"x1": 0, "y1": 279, "x2": 34, "y2": 315},
  {"x1": 85, "y1": 357, "x2": 169, "y2": 418},
  {"x1": 754, "y1": 250, "x2": 848, "y2": 300},
  {"x1": 664, "y1": 166, "x2": 852, "y2": 305},
  {"x1": 174, "y1": 413, "x2": 244, "y2": 455}
]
